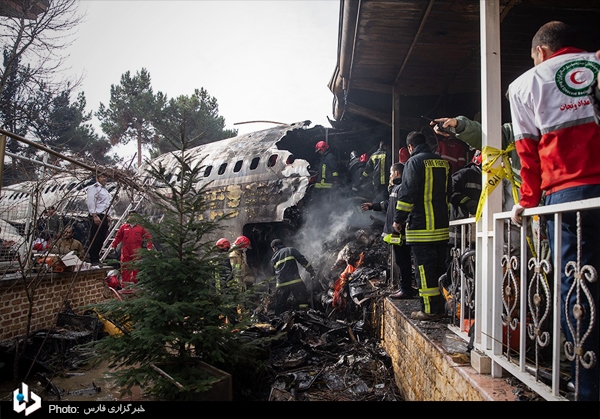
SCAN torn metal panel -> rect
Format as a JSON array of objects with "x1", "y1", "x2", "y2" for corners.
[{"x1": 145, "y1": 121, "x2": 315, "y2": 241}]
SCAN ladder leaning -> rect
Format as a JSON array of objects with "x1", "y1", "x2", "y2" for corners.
[{"x1": 99, "y1": 179, "x2": 151, "y2": 263}]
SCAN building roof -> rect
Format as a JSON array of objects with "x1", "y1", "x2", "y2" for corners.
[
  {"x1": 0, "y1": 0, "x2": 49, "y2": 19},
  {"x1": 328, "y1": 0, "x2": 600, "y2": 130}
]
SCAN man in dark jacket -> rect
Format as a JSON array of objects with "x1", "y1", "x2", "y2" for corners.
[
  {"x1": 450, "y1": 150, "x2": 482, "y2": 220},
  {"x1": 393, "y1": 131, "x2": 450, "y2": 320},
  {"x1": 362, "y1": 141, "x2": 391, "y2": 202},
  {"x1": 270, "y1": 239, "x2": 316, "y2": 315},
  {"x1": 362, "y1": 162, "x2": 414, "y2": 298},
  {"x1": 348, "y1": 151, "x2": 369, "y2": 197},
  {"x1": 314, "y1": 141, "x2": 340, "y2": 191}
]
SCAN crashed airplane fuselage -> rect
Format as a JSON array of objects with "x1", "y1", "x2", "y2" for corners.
[
  {"x1": 144, "y1": 121, "x2": 319, "y2": 242},
  {"x1": 0, "y1": 121, "x2": 333, "y2": 245}
]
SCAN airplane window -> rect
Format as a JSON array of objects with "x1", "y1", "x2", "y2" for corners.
[
  {"x1": 204, "y1": 166, "x2": 212, "y2": 177},
  {"x1": 233, "y1": 160, "x2": 243, "y2": 173},
  {"x1": 59, "y1": 184, "x2": 65, "y2": 190},
  {"x1": 44, "y1": 186, "x2": 51, "y2": 193},
  {"x1": 218, "y1": 163, "x2": 227, "y2": 175},
  {"x1": 268, "y1": 154, "x2": 278, "y2": 167},
  {"x1": 51, "y1": 185, "x2": 57, "y2": 192},
  {"x1": 250, "y1": 157, "x2": 260, "y2": 170},
  {"x1": 286, "y1": 154, "x2": 295, "y2": 164},
  {"x1": 68, "y1": 183, "x2": 76, "y2": 190}
]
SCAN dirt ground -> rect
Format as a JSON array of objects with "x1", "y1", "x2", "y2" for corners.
[{"x1": 0, "y1": 360, "x2": 146, "y2": 403}]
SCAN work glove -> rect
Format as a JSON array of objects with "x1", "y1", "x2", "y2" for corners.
[
  {"x1": 465, "y1": 199, "x2": 478, "y2": 215},
  {"x1": 307, "y1": 268, "x2": 316, "y2": 278},
  {"x1": 511, "y1": 203, "x2": 525, "y2": 227}
]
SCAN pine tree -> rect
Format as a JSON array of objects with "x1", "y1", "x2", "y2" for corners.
[{"x1": 92, "y1": 141, "x2": 267, "y2": 400}]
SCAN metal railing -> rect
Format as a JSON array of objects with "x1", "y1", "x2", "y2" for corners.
[{"x1": 449, "y1": 198, "x2": 600, "y2": 401}]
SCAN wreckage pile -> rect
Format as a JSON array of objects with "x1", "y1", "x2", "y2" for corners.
[
  {"x1": 246, "y1": 308, "x2": 401, "y2": 401},
  {"x1": 242, "y1": 224, "x2": 402, "y2": 401},
  {"x1": 0, "y1": 222, "x2": 403, "y2": 402}
]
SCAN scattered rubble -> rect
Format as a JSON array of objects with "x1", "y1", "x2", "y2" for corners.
[
  {"x1": 1, "y1": 224, "x2": 405, "y2": 402},
  {"x1": 246, "y1": 309, "x2": 402, "y2": 401}
]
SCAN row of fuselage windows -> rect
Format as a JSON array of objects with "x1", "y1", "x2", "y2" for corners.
[
  {"x1": 2, "y1": 181, "x2": 77, "y2": 201},
  {"x1": 2, "y1": 153, "x2": 295, "y2": 200},
  {"x1": 164, "y1": 154, "x2": 293, "y2": 184},
  {"x1": 1, "y1": 179, "x2": 117, "y2": 202}
]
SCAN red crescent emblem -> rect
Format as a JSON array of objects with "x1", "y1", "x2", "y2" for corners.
[{"x1": 569, "y1": 70, "x2": 585, "y2": 85}]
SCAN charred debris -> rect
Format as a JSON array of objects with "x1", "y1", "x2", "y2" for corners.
[{"x1": 0, "y1": 210, "x2": 403, "y2": 401}]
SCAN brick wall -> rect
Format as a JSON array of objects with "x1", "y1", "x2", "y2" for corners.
[
  {"x1": 381, "y1": 298, "x2": 515, "y2": 401},
  {"x1": 0, "y1": 268, "x2": 111, "y2": 342}
]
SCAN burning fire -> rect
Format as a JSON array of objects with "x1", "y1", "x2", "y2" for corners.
[{"x1": 332, "y1": 253, "x2": 364, "y2": 311}]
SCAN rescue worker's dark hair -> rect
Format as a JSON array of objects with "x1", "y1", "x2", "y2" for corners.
[
  {"x1": 271, "y1": 239, "x2": 284, "y2": 249},
  {"x1": 391, "y1": 162, "x2": 404, "y2": 174},
  {"x1": 406, "y1": 131, "x2": 426, "y2": 147},
  {"x1": 531, "y1": 21, "x2": 578, "y2": 52}
]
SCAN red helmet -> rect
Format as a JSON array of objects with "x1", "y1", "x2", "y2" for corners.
[
  {"x1": 472, "y1": 150, "x2": 482, "y2": 166},
  {"x1": 315, "y1": 141, "x2": 329, "y2": 152},
  {"x1": 233, "y1": 235, "x2": 251, "y2": 249},
  {"x1": 216, "y1": 238, "x2": 230, "y2": 251},
  {"x1": 359, "y1": 153, "x2": 369, "y2": 163}
]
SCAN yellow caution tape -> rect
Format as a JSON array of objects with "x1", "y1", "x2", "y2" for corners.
[{"x1": 475, "y1": 143, "x2": 520, "y2": 221}]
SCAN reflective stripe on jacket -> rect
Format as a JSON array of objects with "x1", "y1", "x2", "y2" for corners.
[
  {"x1": 394, "y1": 143, "x2": 450, "y2": 244},
  {"x1": 508, "y1": 47, "x2": 600, "y2": 208},
  {"x1": 362, "y1": 148, "x2": 389, "y2": 186},
  {"x1": 315, "y1": 150, "x2": 339, "y2": 189},
  {"x1": 271, "y1": 246, "x2": 312, "y2": 287}
]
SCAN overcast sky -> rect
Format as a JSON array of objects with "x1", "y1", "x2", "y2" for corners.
[{"x1": 64, "y1": 0, "x2": 340, "y2": 158}]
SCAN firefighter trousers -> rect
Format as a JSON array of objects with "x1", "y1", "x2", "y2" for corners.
[
  {"x1": 392, "y1": 243, "x2": 414, "y2": 295},
  {"x1": 411, "y1": 242, "x2": 447, "y2": 315},
  {"x1": 273, "y1": 280, "x2": 309, "y2": 315}
]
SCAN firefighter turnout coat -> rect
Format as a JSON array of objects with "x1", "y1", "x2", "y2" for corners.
[
  {"x1": 394, "y1": 143, "x2": 451, "y2": 244},
  {"x1": 315, "y1": 150, "x2": 340, "y2": 189},
  {"x1": 271, "y1": 246, "x2": 314, "y2": 288},
  {"x1": 372, "y1": 178, "x2": 402, "y2": 244}
]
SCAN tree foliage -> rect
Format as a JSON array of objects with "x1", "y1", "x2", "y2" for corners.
[
  {"x1": 0, "y1": 0, "x2": 107, "y2": 183},
  {"x1": 0, "y1": 0, "x2": 82, "y2": 100},
  {"x1": 96, "y1": 68, "x2": 166, "y2": 168},
  {"x1": 152, "y1": 88, "x2": 237, "y2": 157},
  {"x1": 30, "y1": 90, "x2": 115, "y2": 164},
  {"x1": 91, "y1": 125, "x2": 268, "y2": 401}
]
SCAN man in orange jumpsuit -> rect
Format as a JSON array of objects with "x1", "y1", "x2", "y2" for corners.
[{"x1": 110, "y1": 210, "x2": 152, "y2": 283}]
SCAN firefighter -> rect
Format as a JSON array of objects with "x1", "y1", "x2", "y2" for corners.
[
  {"x1": 110, "y1": 210, "x2": 152, "y2": 284},
  {"x1": 348, "y1": 151, "x2": 370, "y2": 198},
  {"x1": 314, "y1": 141, "x2": 340, "y2": 192},
  {"x1": 270, "y1": 239, "x2": 316, "y2": 315},
  {"x1": 435, "y1": 134, "x2": 470, "y2": 175},
  {"x1": 361, "y1": 162, "x2": 415, "y2": 299},
  {"x1": 450, "y1": 150, "x2": 482, "y2": 220},
  {"x1": 215, "y1": 238, "x2": 233, "y2": 290},
  {"x1": 229, "y1": 235, "x2": 255, "y2": 290},
  {"x1": 393, "y1": 131, "x2": 450, "y2": 321},
  {"x1": 361, "y1": 141, "x2": 391, "y2": 202}
]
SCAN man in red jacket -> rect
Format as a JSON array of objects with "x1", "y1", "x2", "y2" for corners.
[
  {"x1": 508, "y1": 21, "x2": 600, "y2": 401},
  {"x1": 111, "y1": 210, "x2": 152, "y2": 283}
]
